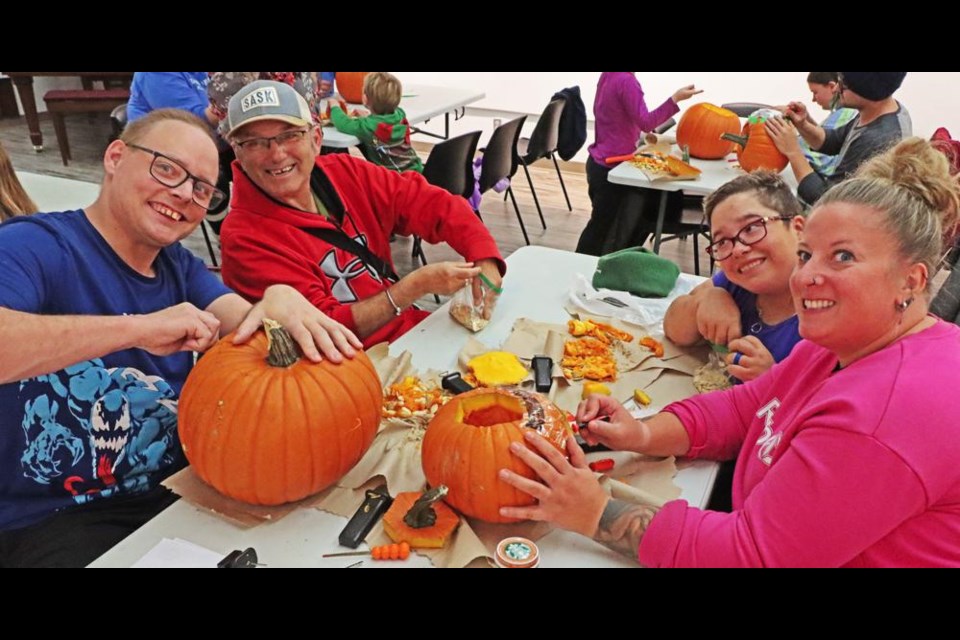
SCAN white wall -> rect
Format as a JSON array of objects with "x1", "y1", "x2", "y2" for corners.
[
  {"x1": 398, "y1": 72, "x2": 960, "y2": 163},
  {"x1": 14, "y1": 73, "x2": 957, "y2": 164}
]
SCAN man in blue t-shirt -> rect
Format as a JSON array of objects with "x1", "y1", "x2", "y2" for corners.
[{"x1": 0, "y1": 108, "x2": 362, "y2": 567}]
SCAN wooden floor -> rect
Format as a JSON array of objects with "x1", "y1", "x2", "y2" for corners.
[{"x1": 1, "y1": 112, "x2": 711, "y2": 310}]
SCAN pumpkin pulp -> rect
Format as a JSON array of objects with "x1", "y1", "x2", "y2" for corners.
[{"x1": 459, "y1": 394, "x2": 524, "y2": 427}]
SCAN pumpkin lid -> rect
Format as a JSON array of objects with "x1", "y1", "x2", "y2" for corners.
[{"x1": 495, "y1": 537, "x2": 540, "y2": 568}]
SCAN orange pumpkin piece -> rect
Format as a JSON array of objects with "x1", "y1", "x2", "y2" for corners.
[
  {"x1": 640, "y1": 336, "x2": 665, "y2": 358},
  {"x1": 421, "y1": 388, "x2": 572, "y2": 523},
  {"x1": 383, "y1": 491, "x2": 461, "y2": 548},
  {"x1": 178, "y1": 319, "x2": 382, "y2": 506}
]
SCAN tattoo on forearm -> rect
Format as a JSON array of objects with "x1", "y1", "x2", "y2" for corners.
[{"x1": 594, "y1": 498, "x2": 659, "y2": 561}]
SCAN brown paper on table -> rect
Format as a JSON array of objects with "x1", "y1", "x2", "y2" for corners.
[
  {"x1": 496, "y1": 317, "x2": 680, "y2": 414},
  {"x1": 314, "y1": 346, "x2": 493, "y2": 567},
  {"x1": 162, "y1": 466, "x2": 333, "y2": 528},
  {"x1": 315, "y1": 478, "x2": 493, "y2": 568},
  {"x1": 646, "y1": 369, "x2": 701, "y2": 406}
]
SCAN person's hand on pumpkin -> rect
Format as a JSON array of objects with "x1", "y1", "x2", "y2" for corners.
[
  {"x1": 695, "y1": 286, "x2": 743, "y2": 346},
  {"x1": 471, "y1": 258, "x2": 503, "y2": 320},
  {"x1": 576, "y1": 394, "x2": 648, "y2": 452},
  {"x1": 765, "y1": 116, "x2": 803, "y2": 158},
  {"x1": 671, "y1": 84, "x2": 703, "y2": 104},
  {"x1": 234, "y1": 284, "x2": 362, "y2": 364},
  {"x1": 139, "y1": 302, "x2": 221, "y2": 356},
  {"x1": 782, "y1": 101, "x2": 810, "y2": 127},
  {"x1": 409, "y1": 261, "x2": 482, "y2": 297},
  {"x1": 498, "y1": 431, "x2": 609, "y2": 537},
  {"x1": 726, "y1": 335, "x2": 775, "y2": 382}
]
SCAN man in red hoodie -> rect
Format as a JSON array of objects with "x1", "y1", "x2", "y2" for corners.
[{"x1": 220, "y1": 80, "x2": 505, "y2": 348}]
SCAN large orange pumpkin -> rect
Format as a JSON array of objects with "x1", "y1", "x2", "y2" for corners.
[
  {"x1": 421, "y1": 388, "x2": 572, "y2": 523},
  {"x1": 336, "y1": 72, "x2": 369, "y2": 104},
  {"x1": 676, "y1": 103, "x2": 741, "y2": 159},
  {"x1": 721, "y1": 109, "x2": 789, "y2": 173},
  {"x1": 178, "y1": 320, "x2": 382, "y2": 506}
]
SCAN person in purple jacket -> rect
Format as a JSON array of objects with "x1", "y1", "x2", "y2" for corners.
[
  {"x1": 575, "y1": 72, "x2": 700, "y2": 256},
  {"x1": 503, "y1": 137, "x2": 960, "y2": 567}
]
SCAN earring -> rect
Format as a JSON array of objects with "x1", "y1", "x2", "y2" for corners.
[{"x1": 896, "y1": 298, "x2": 914, "y2": 312}]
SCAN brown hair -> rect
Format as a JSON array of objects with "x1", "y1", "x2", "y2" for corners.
[
  {"x1": 704, "y1": 170, "x2": 804, "y2": 225},
  {"x1": 807, "y1": 72, "x2": 840, "y2": 85},
  {"x1": 0, "y1": 141, "x2": 38, "y2": 222},
  {"x1": 363, "y1": 72, "x2": 403, "y2": 115},
  {"x1": 818, "y1": 137, "x2": 960, "y2": 294},
  {"x1": 121, "y1": 108, "x2": 217, "y2": 147}
]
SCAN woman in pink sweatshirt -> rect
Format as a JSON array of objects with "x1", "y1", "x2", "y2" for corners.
[{"x1": 501, "y1": 137, "x2": 960, "y2": 567}]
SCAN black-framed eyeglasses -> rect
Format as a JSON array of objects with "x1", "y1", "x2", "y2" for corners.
[
  {"x1": 126, "y1": 143, "x2": 226, "y2": 211},
  {"x1": 705, "y1": 215, "x2": 793, "y2": 261},
  {"x1": 233, "y1": 128, "x2": 311, "y2": 153}
]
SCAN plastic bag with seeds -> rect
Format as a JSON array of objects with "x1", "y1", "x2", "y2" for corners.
[
  {"x1": 449, "y1": 273, "x2": 502, "y2": 332},
  {"x1": 693, "y1": 343, "x2": 733, "y2": 393}
]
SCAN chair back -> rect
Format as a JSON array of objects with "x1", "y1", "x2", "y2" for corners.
[
  {"x1": 721, "y1": 102, "x2": 774, "y2": 117},
  {"x1": 478, "y1": 115, "x2": 526, "y2": 195},
  {"x1": 111, "y1": 102, "x2": 128, "y2": 139},
  {"x1": 521, "y1": 99, "x2": 565, "y2": 162},
  {"x1": 932, "y1": 265, "x2": 960, "y2": 325},
  {"x1": 422, "y1": 130, "x2": 482, "y2": 199},
  {"x1": 653, "y1": 118, "x2": 676, "y2": 134}
]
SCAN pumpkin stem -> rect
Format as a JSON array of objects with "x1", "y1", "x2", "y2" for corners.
[
  {"x1": 403, "y1": 485, "x2": 448, "y2": 529},
  {"x1": 720, "y1": 132, "x2": 749, "y2": 148},
  {"x1": 264, "y1": 318, "x2": 302, "y2": 368}
]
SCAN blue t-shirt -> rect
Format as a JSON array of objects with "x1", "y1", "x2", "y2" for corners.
[
  {"x1": 127, "y1": 72, "x2": 210, "y2": 123},
  {"x1": 0, "y1": 211, "x2": 231, "y2": 531},
  {"x1": 712, "y1": 271, "x2": 801, "y2": 364}
]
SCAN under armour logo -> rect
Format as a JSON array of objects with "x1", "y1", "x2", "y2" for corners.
[{"x1": 319, "y1": 234, "x2": 382, "y2": 303}]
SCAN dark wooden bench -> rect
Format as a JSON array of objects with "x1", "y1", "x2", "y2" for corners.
[{"x1": 43, "y1": 88, "x2": 130, "y2": 165}]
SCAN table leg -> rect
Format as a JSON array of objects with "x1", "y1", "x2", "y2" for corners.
[
  {"x1": 652, "y1": 191, "x2": 669, "y2": 254},
  {"x1": 11, "y1": 76, "x2": 43, "y2": 150}
]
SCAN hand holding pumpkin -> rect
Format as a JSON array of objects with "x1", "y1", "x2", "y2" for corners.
[
  {"x1": 498, "y1": 431, "x2": 609, "y2": 537},
  {"x1": 764, "y1": 116, "x2": 803, "y2": 158},
  {"x1": 726, "y1": 335, "x2": 775, "y2": 382},
  {"x1": 695, "y1": 287, "x2": 743, "y2": 346},
  {"x1": 137, "y1": 302, "x2": 221, "y2": 356},
  {"x1": 233, "y1": 284, "x2": 361, "y2": 363}
]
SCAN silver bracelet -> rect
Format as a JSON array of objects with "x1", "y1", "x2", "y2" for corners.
[{"x1": 384, "y1": 288, "x2": 403, "y2": 317}]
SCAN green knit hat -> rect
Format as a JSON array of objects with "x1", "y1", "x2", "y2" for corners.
[{"x1": 592, "y1": 247, "x2": 680, "y2": 298}]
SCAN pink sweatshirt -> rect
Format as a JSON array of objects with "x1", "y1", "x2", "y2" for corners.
[{"x1": 641, "y1": 319, "x2": 960, "y2": 567}]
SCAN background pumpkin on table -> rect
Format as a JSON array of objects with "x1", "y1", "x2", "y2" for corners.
[
  {"x1": 722, "y1": 108, "x2": 789, "y2": 173},
  {"x1": 336, "y1": 72, "x2": 369, "y2": 104},
  {"x1": 676, "y1": 103, "x2": 740, "y2": 160}
]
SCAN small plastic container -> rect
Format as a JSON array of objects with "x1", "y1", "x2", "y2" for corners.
[{"x1": 495, "y1": 537, "x2": 540, "y2": 568}]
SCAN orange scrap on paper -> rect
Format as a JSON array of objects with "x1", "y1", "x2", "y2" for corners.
[
  {"x1": 561, "y1": 337, "x2": 618, "y2": 382},
  {"x1": 639, "y1": 336, "x2": 665, "y2": 358},
  {"x1": 382, "y1": 376, "x2": 449, "y2": 419},
  {"x1": 567, "y1": 319, "x2": 634, "y2": 344}
]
